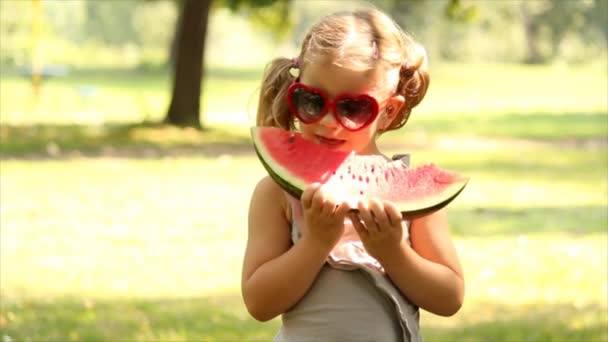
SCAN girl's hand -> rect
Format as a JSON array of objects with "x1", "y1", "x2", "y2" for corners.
[
  {"x1": 349, "y1": 199, "x2": 404, "y2": 262},
  {"x1": 301, "y1": 183, "x2": 351, "y2": 251}
]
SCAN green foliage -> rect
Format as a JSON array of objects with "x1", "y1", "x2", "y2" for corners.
[
  {"x1": 0, "y1": 0, "x2": 177, "y2": 68},
  {"x1": 243, "y1": 0, "x2": 292, "y2": 41},
  {"x1": 520, "y1": 0, "x2": 606, "y2": 63},
  {"x1": 1, "y1": 0, "x2": 605, "y2": 69},
  {"x1": 0, "y1": 0, "x2": 35, "y2": 66},
  {"x1": 374, "y1": 0, "x2": 607, "y2": 63},
  {"x1": 82, "y1": 1, "x2": 139, "y2": 45},
  {"x1": 444, "y1": 0, "x2": 478, "y2": 22},
  {"x1": 220, "y1": 0, "x2": 285, "y2": 11},
  {"x1": 215, "y1": 0, "x2": 293, "y2": 41},
  {"x1": 132, "y1": 1, "x2": 178, "y2": 49}
]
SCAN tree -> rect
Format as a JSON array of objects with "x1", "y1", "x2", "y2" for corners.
[
  {"x1": 165, "y1": 0, "x2": 210, "y2": 128},
  {"x1": 520, "y1": 0, "x2": 605, "y2": 64},
  {"x1": 165, "y1": 0, "x2": 290, "y2": 129}
]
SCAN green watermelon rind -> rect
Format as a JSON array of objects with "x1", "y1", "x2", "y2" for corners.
[
  {"x1": 251, "y1": 127, "x2": 468, "y2": 217},
  {"x1": 391, "y1": 179, "x2": 469, "y2": 212},
  {"x1": 252, "y1": 138, "x2": 305, "y2": 199},
  {"x1": 398, "y1": 181, "x2": 468, "y2": 219}
]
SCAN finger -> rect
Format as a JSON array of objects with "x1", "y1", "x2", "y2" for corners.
[
  {"x1": 357, "y1": 200, "x2": 378, "y2": 233},
  {"x1": 348, "y1": 212, "x2": 368, "y2": 239},
  {"x1": 369, "y1": 198, "x2": 390, "y2": 230},
  {"x1": 383, "y1": 200, "x2": 402, "y2": 228},
  {"x1": 310, "y1": 185, "x2": 326, "y2": 213},
  {"x1": 334, "y1": 201, "x2": 351, "y2": 219},
  {"x1": 301, "y1": 183, "x2": 320, "y2": 209},
  {"x1": 321, "y1": 188, "x2": 338, "y2": 216}
]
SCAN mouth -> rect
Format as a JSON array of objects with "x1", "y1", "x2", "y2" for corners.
[{"x1": 315, "y1": 134, "x2": 346, "y2": 147}]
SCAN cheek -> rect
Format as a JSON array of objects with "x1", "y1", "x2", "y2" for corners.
[
  {"x1": 348, "y1": 127, "x2": 377, "y2": 145},
  {"x1": 357, "y1": 119, "x2": 381, "y2": 136},
  {"x1": 298, "y1": 123, "x2": 316, "y2": 139}
]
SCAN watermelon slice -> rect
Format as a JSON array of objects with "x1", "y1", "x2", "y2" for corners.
[{"x1": 251, "y1": 127, "x2": 468, "y2": 218}]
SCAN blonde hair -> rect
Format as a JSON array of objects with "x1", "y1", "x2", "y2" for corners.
[{"x1": 256, "y1": 8, "x2": 429, "y2": 132}]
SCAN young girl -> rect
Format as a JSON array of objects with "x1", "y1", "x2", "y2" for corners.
[{"x1": 241, "y1": 8, "x2": 464, "y2": 342}]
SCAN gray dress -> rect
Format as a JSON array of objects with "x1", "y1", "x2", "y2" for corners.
[{"x1": 274, "y1": 192, "x2": 423, "y2": 342}]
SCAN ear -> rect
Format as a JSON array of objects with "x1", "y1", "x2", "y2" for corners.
[{"x1": 380, "y1": 95, "x2": 405, "y2": 129}]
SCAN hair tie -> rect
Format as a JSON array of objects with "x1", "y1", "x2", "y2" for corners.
[
  {"x1": 291, "y1": 57, "x2": 300, "y2": 69},
  {"x1": 401, "y1": 61, "x2": 415, "y2": 78}
]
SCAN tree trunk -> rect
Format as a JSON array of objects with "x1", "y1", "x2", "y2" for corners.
[
  {"x1": 165, "y1": 0, "x2": 211, "y2": 128},
  {"x1": 520, "y1": 1, "x2": 543, "y2": 64}
]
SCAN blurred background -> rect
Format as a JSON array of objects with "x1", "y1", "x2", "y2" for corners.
[{"x1": 0, "y1": 0, "x2": 606, "y2": 341}]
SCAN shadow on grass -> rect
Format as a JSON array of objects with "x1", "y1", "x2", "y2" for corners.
[
  {"x1": 0, "y1": 294, "x2": 278, "y2": 341},
  {"x1": 2, "y1": 117, "x2": 606, "y2": 160},
  {"x1": 1, "y1": 295, "x2": 605, "y2": 342},
  {"x1": 0, "y1": 123, "x2": 254, "y2": 159},
  {"x1": 449, "y1": 205, "x2": 608, "y2": 237}
]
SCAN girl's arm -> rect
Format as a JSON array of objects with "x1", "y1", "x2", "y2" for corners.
[
  {"x1": 241, "y1": 177, "x2": 335, "y2": 322},
  {"x1": 379, "y1": 209, "x2": 465, "y2": 316}
]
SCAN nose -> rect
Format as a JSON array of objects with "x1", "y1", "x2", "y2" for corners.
[{"x1": 318, "y1": 109, "x2": 340, "y2": 129}]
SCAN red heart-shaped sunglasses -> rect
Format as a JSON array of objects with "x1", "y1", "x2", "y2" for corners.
[{"x1": 286, "y1": 81, "x2": 387, "y2": 131}]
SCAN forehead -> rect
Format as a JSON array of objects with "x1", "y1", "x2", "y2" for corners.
[{"x1": 300, "y1": 60, "x2": 383, "y2": 97}]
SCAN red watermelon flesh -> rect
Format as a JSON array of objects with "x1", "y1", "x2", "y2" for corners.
[{"x1": 251, "y1": 127, "x2": 468, "y2": 218}]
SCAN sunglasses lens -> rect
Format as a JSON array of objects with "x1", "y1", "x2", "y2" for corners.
[
  {"x1": 291, "y1": 87, "x2": 325, "y2": 122},
  {"x1": 336, "y1": 98, "x2": 376, "y2": 130}
]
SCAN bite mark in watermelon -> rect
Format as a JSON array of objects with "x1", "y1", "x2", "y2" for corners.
[{"x1": 251, "y1": 127, "x2": 469, "y2": 218}]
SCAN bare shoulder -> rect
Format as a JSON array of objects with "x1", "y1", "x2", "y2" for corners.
[
  {"x1": 252, "y1": 175, "x2": 284, "y2": 200},
  {"x1": 249, "y1": 175, "x2": 290, "y2": 224}
]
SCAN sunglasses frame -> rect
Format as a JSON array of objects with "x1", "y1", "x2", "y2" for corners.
[{"x1": 286, "y1": 81, "x2": 381, "y2": 132}]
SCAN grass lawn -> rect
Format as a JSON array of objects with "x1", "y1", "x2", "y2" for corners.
[{"x1": 1, "y1": 62, "x2": 607, "y2": 341}]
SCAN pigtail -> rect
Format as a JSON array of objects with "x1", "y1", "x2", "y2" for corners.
[
  {"x1": 256, "y1": 57, "x2": 298, "y2": 129},
  {"x1": 388, "y1": 44, "x2": 430, "y2": 131}
]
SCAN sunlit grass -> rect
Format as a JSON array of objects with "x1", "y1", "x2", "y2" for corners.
[
  {"x1": 420, "y1": 234, "x2": 607, "y2": 341},
  {"x1": 1, "y1": 157, "x2": 261, "y2": 299}
]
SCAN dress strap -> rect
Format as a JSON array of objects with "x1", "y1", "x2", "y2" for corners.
[
  {"x1": 282, "y1": 191, "x2": 302, "y2": 244},
  {"x1": 391, "y1": 153, "x2": 410, "y2": 165}
]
